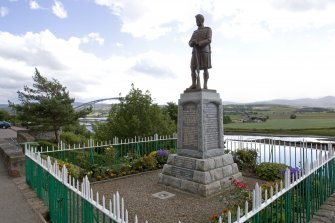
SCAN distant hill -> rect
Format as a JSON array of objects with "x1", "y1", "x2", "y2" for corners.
[{"x1": 252, "y1": 96, "x2": 335, "y2": 108}]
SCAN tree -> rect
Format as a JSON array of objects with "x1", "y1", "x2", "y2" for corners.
[
  {"x1": 290, "y1": 114, "x2": 297, "y2": 119},
  {"x1": 9, "y1": 68, "x2": 90, "y2": 142},
  {"x1": 94, "y1": 84, "x2": 176, "y2": 140},
  {"x1": 162, "y1": 102, "x2": 178, "y2": 125},
  {"x1": 223, "y1": 115, "x2": 232, "y2": 124},
  {"x1": 0, "y1": 109, "x2": 10, "y2": 121}
]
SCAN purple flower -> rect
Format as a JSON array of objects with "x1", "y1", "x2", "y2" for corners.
[
  {"x1": 157, "y1": 149, "x2": 168, "y2": 157},
  {"x1": 281, "y1": 166, "x2": 301, "y2": 178}
]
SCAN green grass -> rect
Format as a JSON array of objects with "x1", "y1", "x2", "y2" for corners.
[{"x1": 225, "y1": 119, "x2": 335, "y2": 130}]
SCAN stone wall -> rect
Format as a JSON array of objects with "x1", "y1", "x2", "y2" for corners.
[
  {"x1": 17, "y1": 130, "x2": 57, "y2": 143},
  {"x1": 0, "y1": 139, "x2": 25, "y2": 177}
]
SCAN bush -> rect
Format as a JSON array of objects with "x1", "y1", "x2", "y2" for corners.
[
  {"x1": 290, "y1": 114, "x2": 297, "y2": 119},
  {"x1": 232, "y1": 149, "x2": 258, "y2": 173},
  {"x1": 37, "y1": 140, "x2": 58, "y2": 152},
  {"x1": 223, "y1": 115, "x2": 232, "y2": 124},
  {"x1": 104, "y1": 146, "x2": 116, "y2": 164},
  {"x1": 60, "y1": 131, "x2": 84, "y2": 145},
  {"x1": 156, "y1": 149, "x2": 168, "y2": 166},
  {"x1": 141, "y1": 155, "x2": 157, "y2": 170},
  {"x1": 256, "y1": 162, "x2": 288, "y2": 181}
]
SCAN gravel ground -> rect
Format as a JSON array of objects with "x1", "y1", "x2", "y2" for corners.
[{"x1": 92, "y1": 170, "x2": 262, "y2": 223}]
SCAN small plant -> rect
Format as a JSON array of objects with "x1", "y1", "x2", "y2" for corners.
[
  {"x1": 212, "y1": 178, "x2": 251, "y2": 223},
  {"x1": 255, "y1": 162, "x2": 288, "y2": 181},
  {"x1": 149, "y1": 151, "x2": 157, "y2": 158},
  {"x1": 105, "y1": 146, "x2": 116, "y2": 164},
  {"x1": 232, "y1": 149, "x2": 258, "y2": 173},
  {"x1": 281, "y1": 166, "x2": 301, "y2": 180},
  {"x1": 141, "y1": 155, "x2": 158, "y2": 170},
  {"x1": 156, "y1": 149, "x2": 169, "y2": 167}
]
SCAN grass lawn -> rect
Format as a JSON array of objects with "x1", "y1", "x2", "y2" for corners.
[{"x1": 225, "y1": 118, "x2": 335, "y2": 136}]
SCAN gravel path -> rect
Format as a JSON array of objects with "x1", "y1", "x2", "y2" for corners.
[{"x1": 92, "y1": 171, "x2": 261, "y2": 223}]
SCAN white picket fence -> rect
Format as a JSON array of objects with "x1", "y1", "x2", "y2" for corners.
[
  {"x1": 26, "y1": 147, "x2": 152, "y2": 223},
  {"x1": 35, "y1": 133, "x2": 178, "y2": 153},
  {"x1": 26, "y1": 137, "x2": 334, "y2": 223},
  {"x1": 218, "y1": 143, "x2": 334, "y2": 223}
]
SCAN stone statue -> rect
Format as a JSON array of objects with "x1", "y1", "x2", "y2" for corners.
[{"x1": 188, "y1": 14, "x2": 212, "y2": 90}]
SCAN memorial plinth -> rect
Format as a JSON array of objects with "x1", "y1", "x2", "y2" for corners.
[{"x1": 159, "y1": 89, "x2": 242, "y2": 197}]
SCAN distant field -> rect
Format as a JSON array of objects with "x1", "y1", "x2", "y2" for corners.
[
  {"x1": 224, "y1": 104, "x2": 335, "y2": 136},
  {"x1": 225, "y1": 119, "x2": 335, "y2": 130}
]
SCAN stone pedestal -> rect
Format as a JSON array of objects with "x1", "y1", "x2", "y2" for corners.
[{"x1": 159, "y1": 89, "x2": 241, "y2": 196}]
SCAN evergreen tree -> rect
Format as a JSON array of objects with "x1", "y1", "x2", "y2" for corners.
[{"x1": 9, "y1": 68, "x2": 90, "y2": 142}]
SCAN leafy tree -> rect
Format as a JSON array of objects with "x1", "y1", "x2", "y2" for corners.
[
  {"x1": 9, "y1": 68, "x2": 90, "y2": 142},
  {"x1": 162, "y1": 102, "x2": 178, "y2": 125},
  {"x1": 290, "y1": 114, "x2": 297, "y2": 119},
  {"x1": 0, "y1": 109, "x2": 10, "y2": 121},
  {"x1": 94, "y1": 84, "x2": 176, "y2": 140},
  {"x1": 223, "y1": 115, "x2": 232, "y2": 124}
]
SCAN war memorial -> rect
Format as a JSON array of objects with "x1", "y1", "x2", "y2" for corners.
[{"x1": 159, "y1": 14, "x2": 241, "y2": 196}]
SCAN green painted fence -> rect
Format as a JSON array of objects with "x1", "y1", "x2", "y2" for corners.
[
  {"x1": 33, "y1": 134, "x2": 177, "y2": 169},
  {"x1": 25, "y1": 148, "x2": 140, "y2": 223},
  {"x1": 217, "y1": 144, "x2": 335, "y2": 223}
]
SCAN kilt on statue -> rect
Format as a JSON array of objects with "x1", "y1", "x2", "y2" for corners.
[{"x1": 188, "y1": 14, "x2": 212, "y2": 90}]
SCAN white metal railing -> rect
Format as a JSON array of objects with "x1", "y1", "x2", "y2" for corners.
[
  {"x1": 25, "y1": 147, "x2": 149, "y2": 223},
  {"x1": 218, "y1": 143, "x2": 335, "y2": 223},
  {"x1": 32, "y1": 133, "x2": 178, "y2": 153}
]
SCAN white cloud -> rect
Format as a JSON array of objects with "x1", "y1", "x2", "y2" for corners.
[
  {"x1": 29, "y1": 0, "x2": 41, "y2": 10},
  {"x1": 116, "y1": 42, "x2": 123, "y2": 47},
  {"x1": 95, "y1": 0, "x2": 335, "y2": 43},
  {"x1": 0, "y1": 6, "x2": 9, "y2": 17},
  {"x1": 0, "y1": 30, "x2": 185, "y2": 104},
  {"x1": 95, "y1": 0, "x2": 199, "y2": 40},
  {"x1": 52, "y1": 0, "x2": 67, "y2": 19},
  {"x1": 81, "y1": 33, "x2": 104, "y2": 45}
]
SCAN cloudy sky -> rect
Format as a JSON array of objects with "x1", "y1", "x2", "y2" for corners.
[{"x1": 1, "y1": 0, "x2": 335, "y2": 105}]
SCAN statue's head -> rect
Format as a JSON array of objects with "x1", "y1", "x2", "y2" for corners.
[{"x1": 195, "y1": 14, "x2": 204, "y2": 26}]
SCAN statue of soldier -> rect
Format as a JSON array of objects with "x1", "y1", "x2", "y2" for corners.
[{"x1": 188, "y1": 14, "x2": 212, "y2": 90}]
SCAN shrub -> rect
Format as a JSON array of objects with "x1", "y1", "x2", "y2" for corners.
[
  {"x1": 104, "y1": 146, "x2": 116, "y2": 164},
  {"x1": 156, "y1": 149, "x2": 168, "y2": 166},
  {"x1": 37, "y1": 140, "x2": 58, "y2": 152},
  {"x1": 256, "y1": 162, "x2": 288, "y2": 181},
  {"x1": 141, "y1": 155, "x2": 157, "y2": 170},
  {"x1": 290, "y1": 114, "x2": 297, "y2": 119},
  {"x1": 60, "y1": 131, "x2": 84, "y2": 145},
  {"x1": 232, "y1": 149, "x2": 258, "y2": 173}
]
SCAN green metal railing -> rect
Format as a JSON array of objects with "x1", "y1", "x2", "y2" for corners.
[
  {"x1": 25, "y1": 148, "x2": 137, "y2": 223},
  {"x1": 217, "y1": 144, "x2": 335, "y2": 223},
  {"x1": 32, "y1": 134, "x2": 177, "y2": 169}
]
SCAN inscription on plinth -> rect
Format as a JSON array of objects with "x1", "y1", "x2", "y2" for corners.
[
  {"x1": 205, "y1": 103, "x2": 219, "y2": 149},
  {"x1": 171, "y1": 166, "x2": 194, "y2": 181},
  {"x1": 175, "y1": 156, "x2": 196, "y2": 169},
  {"x1": 182, "y1": 103, "x2": 198, "y2": 150}
]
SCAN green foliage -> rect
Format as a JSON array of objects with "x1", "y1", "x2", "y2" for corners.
[
  {"x1": 290, "y1": 113, "x2": 297, "y2": 119},
  {"x1": 94, "y1": 84, "x2": 176, "y2": 140},
  {"x1": 141, "y1": 155, "x2": 158, "y2": 170},
  {"x1": 0, "y1": 109, "x2": 10, "y2": 121},
  {"x1": 9, "y1": 68, "x2": 91, "y2": 142},
  {"x1": 255, "y1": 162, "x2": 288, "y2": 181},
  {"x1": 232, "y1": 149, "x2": 258, "y2": 172},
  {"x1": 37, "y1": 140, "x2": 58, "y2": 152},
  {"x1": 62, "y1": 121, "x2": 92, "y2": 139},
  {"x1": 223, "y1": 115, "x2": 232, "y2": 124},
  {"x1": 162, "y1": 102, "x2": 178, "y2": 124},
  {"x1": 104, "y1": 146, "x2": 116, "y2": 164},
  {"x1": 60, "y1": 132, "x2": 84, "y2": 145}
]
